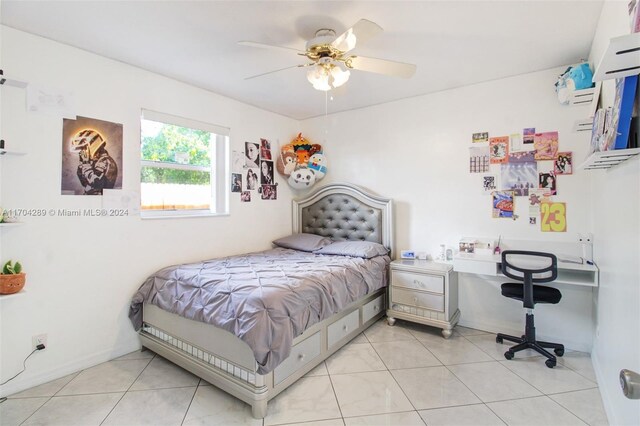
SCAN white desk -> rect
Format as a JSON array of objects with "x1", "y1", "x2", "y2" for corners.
[
  {"x1": 453, "y1": 253, "x2": 598, "y2": 287},
  {"x1": 452, "y1": 251, "x2": 598, "y2": 352}
]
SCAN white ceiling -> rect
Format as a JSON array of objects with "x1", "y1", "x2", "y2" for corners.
[{"x1": 1, "y1": 1, "x2": 604, "y2": 120}]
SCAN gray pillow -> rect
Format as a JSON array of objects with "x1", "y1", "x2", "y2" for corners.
[
  {"x1": 272, "y1": 233, "x2": 333, "y2": 252},
  {"x1": 314, "y1": 241, "x2": 389, "y2": 259}
]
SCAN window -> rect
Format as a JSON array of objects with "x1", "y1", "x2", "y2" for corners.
[{"x1": 140, "y1": 110, "x2": 229, "y2": 217}]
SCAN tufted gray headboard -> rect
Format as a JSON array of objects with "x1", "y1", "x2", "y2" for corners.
[{"x1": 292, "y1": 183, "x2": 394, "y2": 256}]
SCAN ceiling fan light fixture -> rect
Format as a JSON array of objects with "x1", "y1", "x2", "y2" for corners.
[
  {"x1": 330, "y1": 65, "x2": 350, "y2": 88},
  {"x1": 306, "y1": 62, "x2": 350, "y2": 91}
]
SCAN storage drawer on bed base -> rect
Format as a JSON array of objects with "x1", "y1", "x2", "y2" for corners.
[
  {"x1": 274, "y1": 331, "x2": 321, "y2": 385},
  {"x1": 327, "y1": 309, "x2": 360, "y2": 349},
  {"x1": 362, "y1": 294, "x2": 385, "y2": 324}
]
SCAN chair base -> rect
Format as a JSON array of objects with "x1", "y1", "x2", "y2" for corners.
[{"x1": 496, "y1": 314, "x2": 564, "y2": 368}]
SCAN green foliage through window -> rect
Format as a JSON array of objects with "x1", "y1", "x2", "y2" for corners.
[{"x1": 141, "y1": 120, "x2": 211, "y2": 185}]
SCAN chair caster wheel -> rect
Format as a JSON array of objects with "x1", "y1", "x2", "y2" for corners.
[
  {"x1": 504, "y1": 351, "x2": 514, "y2": 360},
  {"x1": 545, "y1": 359, "x2": 556, "y2": 368},
  {"x1": 496, "y1": 336, "x2": 503, "y2": 344},
  {"x1": 554, "y1": 348, "x2": 564, "y2": 357}
]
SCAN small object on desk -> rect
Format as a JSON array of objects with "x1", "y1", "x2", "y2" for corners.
[
  {"x1": 400, "y1": 250, "x2": 416, "y2": 260},
  {"x1": 494, "y1": 235, "x2": 502, "y2": 255},
  {"x1": 445, "y1": 248, "x2": 454, "y2": 261},
  {"x1": 557, "y1": 254, "x2": 584, "y2": 264}
]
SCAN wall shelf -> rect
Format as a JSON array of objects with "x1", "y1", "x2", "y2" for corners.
[
  {"x1": 578, "y1": 148, "x2": 640, "y2": 170},
  {"x1": 0, "y1": 222, "x2": 24, "y2": 227},
  {"x1": 0, "y1": 148, "x2": 26, "y2": 156},
  {"x1": 593, "y1": 33, "x2": 640, "y2": 82},
  {"x1": 0, "y1": 70, "x2": 27, "y2": 88},
  {"x1": 0, "y1": 289, "x2": 27, "y2": 301}
]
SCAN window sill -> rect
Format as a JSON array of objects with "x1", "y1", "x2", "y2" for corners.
[{"x1": 140, "y1": 211, "x2": 230, "y2": 220}]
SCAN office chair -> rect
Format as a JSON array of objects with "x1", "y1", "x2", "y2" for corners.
[{"x1": 496, "y1": 250, "x2": 564, "y2": 368}]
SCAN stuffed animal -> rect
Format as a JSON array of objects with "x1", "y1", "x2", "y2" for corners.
[
  {"x1": 556, "y1": 63, "x2": 594, "y2": 104},
  {"x1": 288, "y1": 168, "x2": 316, "y2": 189},
  {"x1": 296, "y1": 150, "x2": 310, "y2": 166},
  {"x1": 308, "y1": 152, "x2": 327, "y2": 180},
  {"x1": 309, "y1": 144, "x2": 323, "y2": 156},
  {"x1": 276, "y1": 151, "x2": 297, "y2": 176},
  {"x1": 276, "y1": 150, "x2": 296, "y2": 176},
  {"x1": 291, "y1": 133, "x2": 312, "y2": 152}
]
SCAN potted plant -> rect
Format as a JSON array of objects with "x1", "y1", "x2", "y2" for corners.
[{"x1": 0, "y1": 260, "x2": 26, "y2": 295}]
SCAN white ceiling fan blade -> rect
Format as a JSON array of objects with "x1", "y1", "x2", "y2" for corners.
[
  {"x1": 244, "y1": 64, "x2": 311, "y2": 80},
  {"x1": 331, "y1": 19, "x2": 383, "y2": 53},
  {"x1": 238, "y1": 41, "x2": 304, "y2": 54},
  {"x1": 346, "y1": 56, "x2": 416, "y2": 78}
]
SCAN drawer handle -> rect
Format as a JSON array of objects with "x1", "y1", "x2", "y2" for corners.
[
  {"x1": 343, "y1": 325, "x2": 349, "y2": 332},
  {"x1": 414, "y1": 279, "x2": 424, "y2": 286},
  {"x1": 413, "y1": 297, "x2": 418, "y2": 303},
  {"x1": 373, "y1": 305, "x2": 379, "y2": 311},
  {"x1": 298, "y1": 353, "x2": 306, "y2": 361}
]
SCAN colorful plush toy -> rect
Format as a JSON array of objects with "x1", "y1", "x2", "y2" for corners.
[
  {"x1": 556, "y1": 63, "x2": 594, "y2": 104},
  {"x1": 296, "y1": 150, "x2": 310, "y2": 166},
  {"x1": 288, "y1": 167, "x2": 317, "y2": 189},
  {"x1": 308, "y1": 152, "x2": 327, "y2": 180},
  {"x1": 276, "y1": 133, "x2": 327, "y2": 189},
  {"x1": 309, "y1": 144, "x2": 323, "y2": 156}
]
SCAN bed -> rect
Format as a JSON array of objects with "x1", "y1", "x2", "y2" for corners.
[{"x1": 129, "y1": 183, "x2": 393, "y2": 418}]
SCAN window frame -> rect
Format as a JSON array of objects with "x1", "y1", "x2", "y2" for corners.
[{"x1": 140, "y1": 109, "x2": 230, "y2": 219}]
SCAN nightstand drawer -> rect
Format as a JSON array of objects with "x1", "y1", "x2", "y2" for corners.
[
  {"x1": 392, "y1": 287, "x2": 444, "y2": 312},
  {"x1": 392, "y1": 270, "x2": 444, "y2": 294}
]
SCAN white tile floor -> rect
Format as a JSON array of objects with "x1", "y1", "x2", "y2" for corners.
[{"x1": 0, "y1": 320, "x2": 609, "y2": 426}]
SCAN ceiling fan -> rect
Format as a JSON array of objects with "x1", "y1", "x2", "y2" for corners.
[{"x1": 239, "y1": 19, "x2": 417, "y2": 91}]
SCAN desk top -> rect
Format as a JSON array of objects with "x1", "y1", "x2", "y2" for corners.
[
  {"x1": 453, "y1": 252, "x2": 598, "y2": 287},
  {"x1": 454, "y1": 252, "x2": 598, "y2": 272}
]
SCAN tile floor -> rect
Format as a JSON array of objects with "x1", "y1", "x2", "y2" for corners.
[{"x1": 0, "y1": 320, "x2": 609, "y2": 426}]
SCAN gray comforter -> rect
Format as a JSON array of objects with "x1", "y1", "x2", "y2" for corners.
[{"x1": 129, "y1": 247, "x2": 389, "y2": 374}]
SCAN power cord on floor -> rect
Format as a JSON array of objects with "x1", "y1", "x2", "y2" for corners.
[{"x1": 0, "y1": 344, "x2": 46, "y2": 404}]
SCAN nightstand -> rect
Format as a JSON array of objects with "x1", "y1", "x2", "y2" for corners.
[{"x1": 386, "y1": 260, "x2": 460, "y2": 338}]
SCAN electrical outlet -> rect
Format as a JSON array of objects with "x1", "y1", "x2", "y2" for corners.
[{"x1": 32, "y1": 334, "x2": 47, "y2": 350}]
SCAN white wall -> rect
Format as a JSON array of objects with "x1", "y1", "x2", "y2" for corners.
[
  {"x1": 0, "y1": 26, "x2": 298, "y2": 396},
  {"x1": 302, "y1": 67, "x2": 597, "y2": 350},
  {"x1": 588, "y1": 2, "x2": 640, "y2": 425}
]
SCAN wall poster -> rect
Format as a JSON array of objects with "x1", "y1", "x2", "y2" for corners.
[{"x1": 61, "y1": 116, "x2": 123, "y2": 195}]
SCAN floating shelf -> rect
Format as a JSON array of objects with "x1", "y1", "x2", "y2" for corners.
[
  {"x1": 0, "y1": 148, "x2": 26, "y2": 156},
  {"x1": 569, "y1": 87, "x2": 596, "y2": 106},
  {"x1": 0, "y1": 222, "x2": 24, "y2": 227},
  {"x1": 578, "y1": 148, "x2": 640, "y2": 170},
  {"x1": 0, "y1": 70, "x2": 27, "y2": 88},
  {"x1": 593, "y1": 33, "x2": 640, "y2": 81},
  {"x1": 0, "y1": 289, "x2": 27, "y2": 300},
  {"x1": 573, "y1": 118, "x2": 593, "y2": 133}
]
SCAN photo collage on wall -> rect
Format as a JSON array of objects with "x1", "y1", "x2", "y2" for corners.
[
  {"x1": 232, "y1": 138, "x2": 277, "y2": 203},
  {"x1": 469, "y1": 127, "x2": 571, "y2": 231}
]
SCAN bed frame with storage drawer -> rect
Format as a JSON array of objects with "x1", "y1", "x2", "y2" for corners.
[{"x1": 138, "y1": 183, "x2": 393, "y2": 418}]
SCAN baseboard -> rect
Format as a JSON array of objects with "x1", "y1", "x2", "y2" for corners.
[
  {"x1": 458, "y1": 319, "x2": 592, "y2": 353},
  {"x1": 0, "y1": 341, "x2": 141, "y2": 398},
  {"x1": 591, "y1": 345, "x2": 615, "y2": 426}
]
